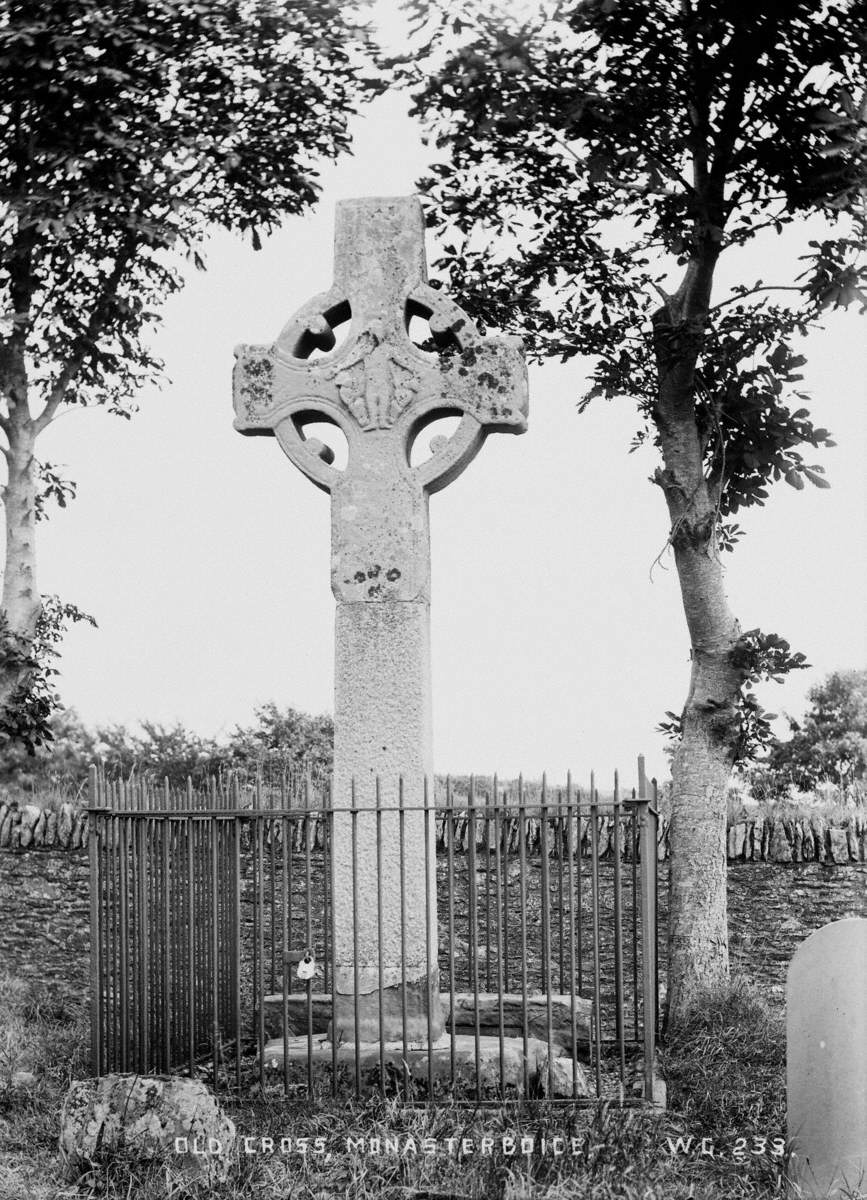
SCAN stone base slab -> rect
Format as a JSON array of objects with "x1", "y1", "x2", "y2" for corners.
[
  {"x1": 261, "y1": 1032, "x2": 590, "y2": 1098},
  {"x1": 262, "y1": 991, "x2": 593, "y2": 1056},
  {"x1": 331, "y1": 975, "x2": 444, "y2": 1044}
]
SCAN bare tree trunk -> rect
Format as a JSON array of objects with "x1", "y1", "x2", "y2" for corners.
[
  {"x1": 666, "y1": 537, "x2": 741, "y2": 1023},
  {"x1": 653, "y1": 292, "x2": 742, "y2": 1027},
  {"x1": 0, "y1": 412, "x2": 41, "y2": 711}
]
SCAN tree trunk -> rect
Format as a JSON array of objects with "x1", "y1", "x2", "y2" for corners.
[
  {"x1": 1, "y1": 414, "x2": 41, "y2": 711},
  {"x1": 653, "y1": 296, "x2": 742, "y2": 1028},
  {"x1": 666, "y1": 535, "x2": 741, "y2": 1024}
]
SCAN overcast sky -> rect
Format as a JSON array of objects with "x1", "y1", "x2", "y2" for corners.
[{"x1": 30, "y1": 12, "x2": 867, "y2": 788}]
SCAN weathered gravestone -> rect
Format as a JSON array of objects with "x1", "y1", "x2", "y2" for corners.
[
  {"x1": 787, "y1": 917, "x2": 867, "y2": 1198},
  {"x1": 233, "y1": 196, "x2": 528, "y2": 1043}
]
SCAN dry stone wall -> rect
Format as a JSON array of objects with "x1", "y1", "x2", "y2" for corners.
[
  {"x1": 0, "y1": 800, "x2": 89, "y2": 851},
  {"x1": 1, "y1": 799, "x2": 865, "y2": 864}
]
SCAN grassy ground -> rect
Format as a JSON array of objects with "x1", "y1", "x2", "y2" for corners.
[{"x1": 0, "y1": 969, "x2": 794, "y2": 1200}]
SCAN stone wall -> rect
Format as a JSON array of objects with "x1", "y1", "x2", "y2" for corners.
[
  {"x1": 1, "y1": 798, "x2": 865, "y2": 864},
  {"x1": 0, "y1": 800, "x2": 89, "y2": 851}
]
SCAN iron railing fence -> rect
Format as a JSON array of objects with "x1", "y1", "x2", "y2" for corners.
[{"x1": 88, "y1": 765, "x2": 659, "y2": 1105}]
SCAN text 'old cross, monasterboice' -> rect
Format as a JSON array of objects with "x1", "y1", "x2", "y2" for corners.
[{"x1": 233, "y1": 196, "x2": 528, "y2": 1044}]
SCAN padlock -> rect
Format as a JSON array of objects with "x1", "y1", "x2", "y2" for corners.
[{"x1": 296, "y1": 949, "x2": 315, "y2": 982}]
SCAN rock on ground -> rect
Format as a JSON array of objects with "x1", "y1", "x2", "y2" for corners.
[{"x1": 59, "y1": 1073, "x2": 235, "y2": 1183}]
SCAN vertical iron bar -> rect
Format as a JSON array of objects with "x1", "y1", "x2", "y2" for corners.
[
  {"x1": 493, "y1": 784, "x2": 505, "y2": 1099},
  {"x1": 590, "y1": 782, "x2": 602, "y2": 1098},
  {"x1": 502, "y1": 781, "x2": 509, "y2": 993},
  {"x1": 282, "y1": 814, "x2": 290, "y2": 1098},
  {"x1": 211, "y1": 813, "x2": 219, "y2": 1089},
  {"x1": 424, "y1": 776, "x2": 434, "y2": 1100},
  {"x1": 540, "y1": 774, "x2": 554, "y2": 1092},
  {"x1": 576, "y1": 783, "x2": 583, "y2": 994},
  {"x1": 102, "y1": 780, "x2": 112, "y2": 1073},
  {"x1": 557, "y1": 788, "x2": 565, "y2": 993},
  {"x1": 484, "y1": 789, "x2": 491, "y2": 994},
  {"x1": 188, "y1": 811, "x2": 196, "y2": 1078},
  {"x1": 270, "y1": 814, "x2": 277, "y2": 993},
  {"x1": 351, "y1": 779, "x2": 361, "y2": 1097},
  {"x1": 329, "y1": 782, "x2": 338, "y2": 1098},
  {"x1": 323, "y1": 792, "x2": 331, "y2": 996},
  {"x1": 632, "y1": 787, "x2": 639, "y2": 1042},
  {"x1": 119, "y1": 813, "x2": 129, "y2": 1073},
  {"x1": 256, "y1": 802, "x2": 266, "y2": 1093},
  {"x1": 287, "y1": 785, "x2": 293, "y2": 997},
  {"x1": 88, "y1": 768, "x2": 102, "y2": 1076},
  {"x1": 613, "y1": 771, "x2": 625, "y2": 1084},
  {"x1": 652, "y1": 778, "x2": 660, "y2": 1040},
  {"x1": 251, "y1": 783, "x2": 259, "y2": 1051},
  {"x1": 399, "y1": 776, "x2": 408, "y2": 1092},
  {"x1": 304, "y1": 774, "x2": 313, "y2": 1100},
  {"x1": 566, "y1": 772, "x2": 578, "y2": 1098},
  {"x1": 639, "y1": 794, "x2": 657, "y2": 1101},
  {"x1": 376, "y1": 778, "x2": 385, "y2": 1097},
  {"x1": 162, "y1": 781, "x2": 170, "y2": 1072},
  {"x1": 233, "y1": 793, "x2": 242, "y2": 1091},
  {"x1": 139, "y1": 816, "x2": 150, "y2": 1073},
  {"x1": 446, "y1": 777, "x2": 456, "y2": 1091},
  {"x1": 109, "y1": 786, "x2": 117, "y2": 1070},
  {"x1": 518, "y1": 775, "x2": 529, "y2": 1097},
  {"x1": 468, "y1": 777, "x2": 481, "y2": 1100}
]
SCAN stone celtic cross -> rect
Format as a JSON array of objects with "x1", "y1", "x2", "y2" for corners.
[{"x1": 233, "y1": 196, "x2": 528, "y2": 1043}]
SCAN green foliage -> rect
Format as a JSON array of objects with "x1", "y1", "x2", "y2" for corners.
[
  {"x1": 0, "y1": 700, "x2": 334, "y2": 790},
  {"x1": 766, "y1": 668, "x2": 867, "y2": 789},
  {"x1": 658, "y1": 630, "x2": 809, "y2": 763},
  {"x1": 403, "y1": 1, "x2": 865, "y2": 524},
  {"x1": 33, "y1": 460, "x2": 76, "y2": 521},
  {"x1": 0, "y1": 595, "x2": 95, "y2": 756},
  {"x1": 730, "y1": 629, "x2": 810, "y2": 760},
  {"x1": 0, "y1": 0, "x2": 376, "y2": 421},
  {"x1": 228, "y1": 700, "x2": 334, "y2": 779}
]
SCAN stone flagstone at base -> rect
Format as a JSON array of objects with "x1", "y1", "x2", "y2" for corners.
[
  {"x1": 787, "y1": 917, "x2": 867, "y2": 1199},
  {"x1": 261, "y1": 1033, "x2": 590, "y2": 1099}
]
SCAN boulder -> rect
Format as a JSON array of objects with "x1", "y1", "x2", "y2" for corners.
[
  {"x1": 728, "y1": 822, "x2": 747, "y2": 860},
  {"x1": 72, "y1": 812, "x2": 88, "y2": 849},
  {"x1": 755, "y1": 818, "x2": 768, "y2": 861},
  {"x1": 57, "y1": 802, "x2": 75, "y2": 848},
  {"x1": 33, "y1": 809, "x2": 47, "y2": 847},
  {"x1": 44, "y1": 811, "x2": 58, "y2": 847},
  {"x1": 0, "y1": 806, "x2": 14, "y2": 848},
  {"x1": 768, "y1": 821, "x2": 793, "y2": 864},
  {"x1": 59, "y1": 1073, "x2": 235, "y2": 1184},
  {"x1": 827, "y1": 827, "x2": 850, "y2": 864},
  {"x1": 18, "y1": 804, "x2": 41, "y2": 849},
  {"x1": 810, "y1": 814, "x2": 826, "y2": 862},
  {"x1": 847, "y1": 825, "x2": 859, "y2": 862}
]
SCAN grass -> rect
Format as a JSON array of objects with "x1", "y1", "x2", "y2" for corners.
[{"x1": 0, "y1": 968, "x2": 796, "y2": 1200}]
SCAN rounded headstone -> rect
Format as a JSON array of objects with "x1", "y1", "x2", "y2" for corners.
[{"x1": 786, "y1": 917, "x2": 867, "y2": 1198}]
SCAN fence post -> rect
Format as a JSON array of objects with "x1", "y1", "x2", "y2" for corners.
[
  {"x1": 637, "y1": 786, "x2": 657, "y2": 1102},
  {"x1": 651, "y1": 778, "x2": 660, "y2": 1039},
  {"x1": 88, "y1": 764, "x2": 103, "y2": 1076}
]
